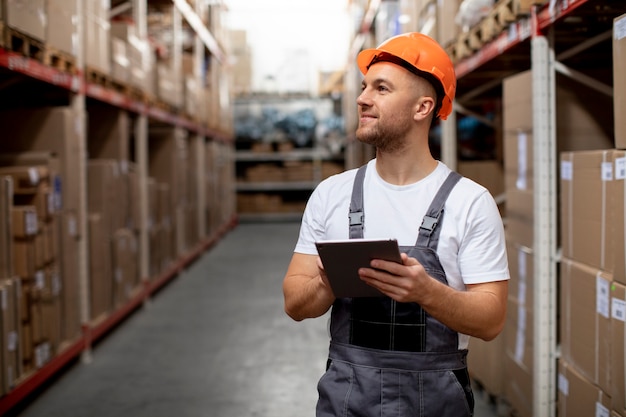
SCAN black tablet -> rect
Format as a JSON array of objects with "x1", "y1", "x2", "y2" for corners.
[{"x1": 315, "y1": 238, "x2": 402, "y2": 298}]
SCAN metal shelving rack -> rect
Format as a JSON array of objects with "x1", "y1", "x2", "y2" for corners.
[{"x1": 0, "y1": 1, "x2": 236, "y2": 414}]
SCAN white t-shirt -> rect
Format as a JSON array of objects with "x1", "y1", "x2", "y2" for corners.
[{"x1": 294, "y1": 159, "x2": 510, "y2": 349}]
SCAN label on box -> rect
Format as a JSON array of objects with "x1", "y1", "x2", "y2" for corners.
[
  {"x1": 612, "y1": 298, "x2": 626, "y2": 322},
  {"x1": 558, "y1": 373, "x2": 569, "y2": 395},
  {"x1": 35, "y1": 270, "x2": 45, "y2": 289},
  {"x1": 561, "y1": 160, "x2": 573, "y2": 181},
  {"x1": 615, "y1": 16, "x2": 626, "y2": 41},
  {"x1": 518, "y1": 248, "x2": 527, "y2": 305},
  {"x1": 26, "y1": 211, "x2": 38, "y2": 235},
  {"x1": 28, "y1": 167, "x2": 40, "y2": 185},
  {"x1": 597, "y1": 275, "x2": 610, "y2": 318},
  {"x1": 616, "y1": 157, "x2": 626, "y2": 180},
  {"x1": 514, "y1": 304, "x2": 526, "y2": 364},
  {"x1": 517, "y1": 132, "x2": 528, "y2": 189},
  {"x1": 601, "y1": 162, "x2": 613, "y2": 181},
  {"x1": 7, "y1": 331, "x2": 16, "y2": 351},
  {"x1": 53, "y1": 176, "x2": 63, "y2": 210},
  {"x1": 596, "y1": 402, "x2": 609, "y2": 417}
]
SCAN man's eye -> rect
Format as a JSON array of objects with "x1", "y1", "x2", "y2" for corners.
[{"x1": 377, "y1": 85, "x2": 388, "y2": 92}]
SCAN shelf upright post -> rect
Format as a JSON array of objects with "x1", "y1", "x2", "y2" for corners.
[
  {"x1": 194, "y1": 0, "x2": 207, "y2": 239},
  {"x1": 73, "y1": 0, "x2": 92, "y2": 364},
  {"x1": 135, "y1": 113, "x2": 150, "y2": 286},
  {"x1": 440, "y1": 104, "x2": 457, "y2": 171},
  {"x1": 531, "y1": 9, "x2": 558, "y2": 417}
]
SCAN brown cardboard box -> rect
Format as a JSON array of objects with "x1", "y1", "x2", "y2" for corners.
[
  {"x1": 111, "y1": 37, "x2": 129, "y2": 83},
  {"x1": 148, "y1": 128, "x2": 189, "y2": 213},
  {"x1": 3, "y1": 0, "x2": 46, "y2": 41},
  {"x1": 504, "y1": 347, "x2": 533, "y2": 417},
  {"x1": 468, "y1": 333, "x2": 505, "y2": 397},
  {"x1": 560, "y1": 258, "x2": 612, "y2": 394},
  {"x1": 504, "y1": 188, "x2": 534, "y2": 248},
  {"x1": 0, "y1": 278, "x2": 19, "y2": 393},
  {"x1": 87, "y1": 107, "x2": 130, "y2": 161},
  {"x1": 506, "y1": 241, "x2": 534, "y2": 308},
  {"x1": 46, "y1": 0, "x2": 79, "y2": 56},
  {"x1": 0, "y1": 107, "x2": 86, "y2": 236},
  {"x1": 558, "y1": 359, "x2": 611, "y2": 417},
  {"x1": 84, "y1": 0, "x2": 110, "y2": 73},
  {"x1": 0, "y1": 176, "x2": 13, "y2": 278},
  {"x1": 612, "y1": 281, "x2": 626, "y2": 415},
  {"x1": 87, "y1": 214, "x2": 112, "y2": 320},
  {"x1": 11, "y1": 206, "x2": 37, "y2": 239},
  {"x1": 88, "y1": 159, "x2": 123, "y2": 235},
  {"x1": 560, "y1": 150, "x2": 626, "y2": 278},
  {"x1": 615, "y1": 14, "x2": 626, "y2": 149},
  {"x1": 59, "y1": 210, "x2": 80, "y2": 342},
  {"x1": 111, "y1": 228, "x2": 138, "y2": 306}
]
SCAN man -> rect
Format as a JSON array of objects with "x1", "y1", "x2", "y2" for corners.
[{"x1": 282, "y1": 32, "x2": 509, "y2": 417}]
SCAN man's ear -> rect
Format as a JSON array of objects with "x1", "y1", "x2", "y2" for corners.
[{"x1": 413, "y1": 96, "x2": 436, "y2": 122}]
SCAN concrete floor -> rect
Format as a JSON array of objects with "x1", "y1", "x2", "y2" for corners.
[{"x1": 12, "y1": 222, "x2": 500, "y2": 417}]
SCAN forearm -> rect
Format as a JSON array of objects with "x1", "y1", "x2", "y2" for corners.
[
  {"x1": 283, "y1": 274, "x2": 335, "y2": 321},
  {"x1": 418, "y1": 279, "x2": 507, "y2": 341}
]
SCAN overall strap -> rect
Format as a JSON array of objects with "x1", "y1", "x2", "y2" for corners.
[
  {"x1": 416, "y1": 171, "x2": 462, "y2": 249},
  {"x1": 348, "y1": 165, "x2": 368, "y2": 239}
]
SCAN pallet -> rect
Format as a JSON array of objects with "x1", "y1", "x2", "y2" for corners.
[
  {"x1": 0, "y1": 24, "x2": 79, "y2": 75},
  {"x1": 447, "y1": 0, "x2": 547, "y2": 63},
  {"x1": 86, "y1": 66, "x2": 150, "y2": 103},
  {"x1": 42, "y1": 47, "x2": 77, "y2": 75},
  {"x1": 0, "y1": 24, "x2": 44, "y2": 61}
]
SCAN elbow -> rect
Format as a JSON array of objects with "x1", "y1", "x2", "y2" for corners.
[
  {"x1": 285, "y1": 307, "x2": 304, "y2": 322},
  {"x1": 284, "y1": 300, "x2": 306, "y2": 322},
  {"x1": 478, "y1": 317, "x2": 506, "y2": 341}
]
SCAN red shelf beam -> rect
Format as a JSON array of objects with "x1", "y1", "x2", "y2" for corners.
[{"x1": 455, "y1": 0, "x2": 592, "y2": 79}]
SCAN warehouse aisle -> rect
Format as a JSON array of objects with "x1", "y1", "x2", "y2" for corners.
[{"x1": 13, "y1": 222, "x2": 499, "y2": 417}]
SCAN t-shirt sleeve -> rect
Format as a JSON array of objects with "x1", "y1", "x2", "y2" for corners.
[
  {"x1": 294, "y1": 186, "x2": 326, "y2": 255},
  {"x1": 457, "y1": 190, "x2": 510, "y2": 285}
]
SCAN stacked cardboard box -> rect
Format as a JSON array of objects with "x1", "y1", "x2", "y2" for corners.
[
  {"x1": 148, "y1": 128, "x2": 190, "y2": 259},
  {"x1": 111, "y1": 19, "x2": 153, "y2": 94},
  {"x1": 84, "y1": 0, "x2": 110, "y2": 74},
  {"x1": 46, "y1": 0, "x2": 79, "y2": 57},
  {"x1": 611, "y1": 14, "x2": 626, "y2": 417},
  {"x1": 0, "y1": 162, "x2": 64, "y2": 378},
  {"x1": 0, "y1": 107, "x2": 87, "y2": 347},
  {"x1": 502, "y1": 69, "x2": 613, "y2": 417}
]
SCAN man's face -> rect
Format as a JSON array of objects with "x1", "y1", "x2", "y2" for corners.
[{"x1": 355, "y1": 62, "x2": 422, "y2": 153}]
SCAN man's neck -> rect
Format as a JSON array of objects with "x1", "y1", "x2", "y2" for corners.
[{"x1": 374, "y1": 150, "x2": 438, "y2": 186}]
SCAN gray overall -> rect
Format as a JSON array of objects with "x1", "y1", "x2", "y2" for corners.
[{"x1": 316, "y1": 165, "x2": 474, "y2": 417}]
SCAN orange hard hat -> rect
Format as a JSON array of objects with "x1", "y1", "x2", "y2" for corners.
[{"x1": 357, "y1": 32, "x2": 456, "y2": 120}]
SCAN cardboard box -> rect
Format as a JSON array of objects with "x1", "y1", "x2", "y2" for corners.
[
  {"x1": 560, "y1": 150, "x2": 626, "y2": 280},
  {"x1": 558, "y1": 359, "x2": 611, "y2": 417},
  {"x1": 11, "y1": 206, "x2": 37, "y2": 239},
  {"x1": 0, "y1": 177, "x2": 13, "y2": 279},
  {"x1": 84, "y1": 0, "x2": 110, "y2": 73},
  {"x1": 560, "y1": 258, "x2": 612, "y2": 394},
  {"x1": 110, "y1": 37, "x2": 129, "y2": 83},
  {"x1": 615, "y1": 14, "x2": 626, "y2": 149},
  {"x1": 3, "y1": 0, "x2": 46, "y2": 41},
  {"x1": 612, "y1": 281, "x2": 626, "y2": 414},
  {"x1": 87, "y1": 214, "x2": 112, "y2": 319},
  {"x1": 506, "y1": 241, "x2": 534, "y2": 308},
  {"x1": 46, "y1": 0, "x2": 78, "y2": 56},
  {"x1": 504, "y1": 347, "x2": 533, "y2": 417},
  {"x1": 468, "y1": 333, "x2": 505, "y2": 397},
  {"x1": 88, "y1": 159, "x2": 123, "y2": 235},
  {"x1": 0, "y1": 107, "x2": 86, "y2": 237}
]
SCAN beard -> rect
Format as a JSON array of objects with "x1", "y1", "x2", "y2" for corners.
[{"x1": 355, "y1": 115, "x2": 412, "y2": 153}]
